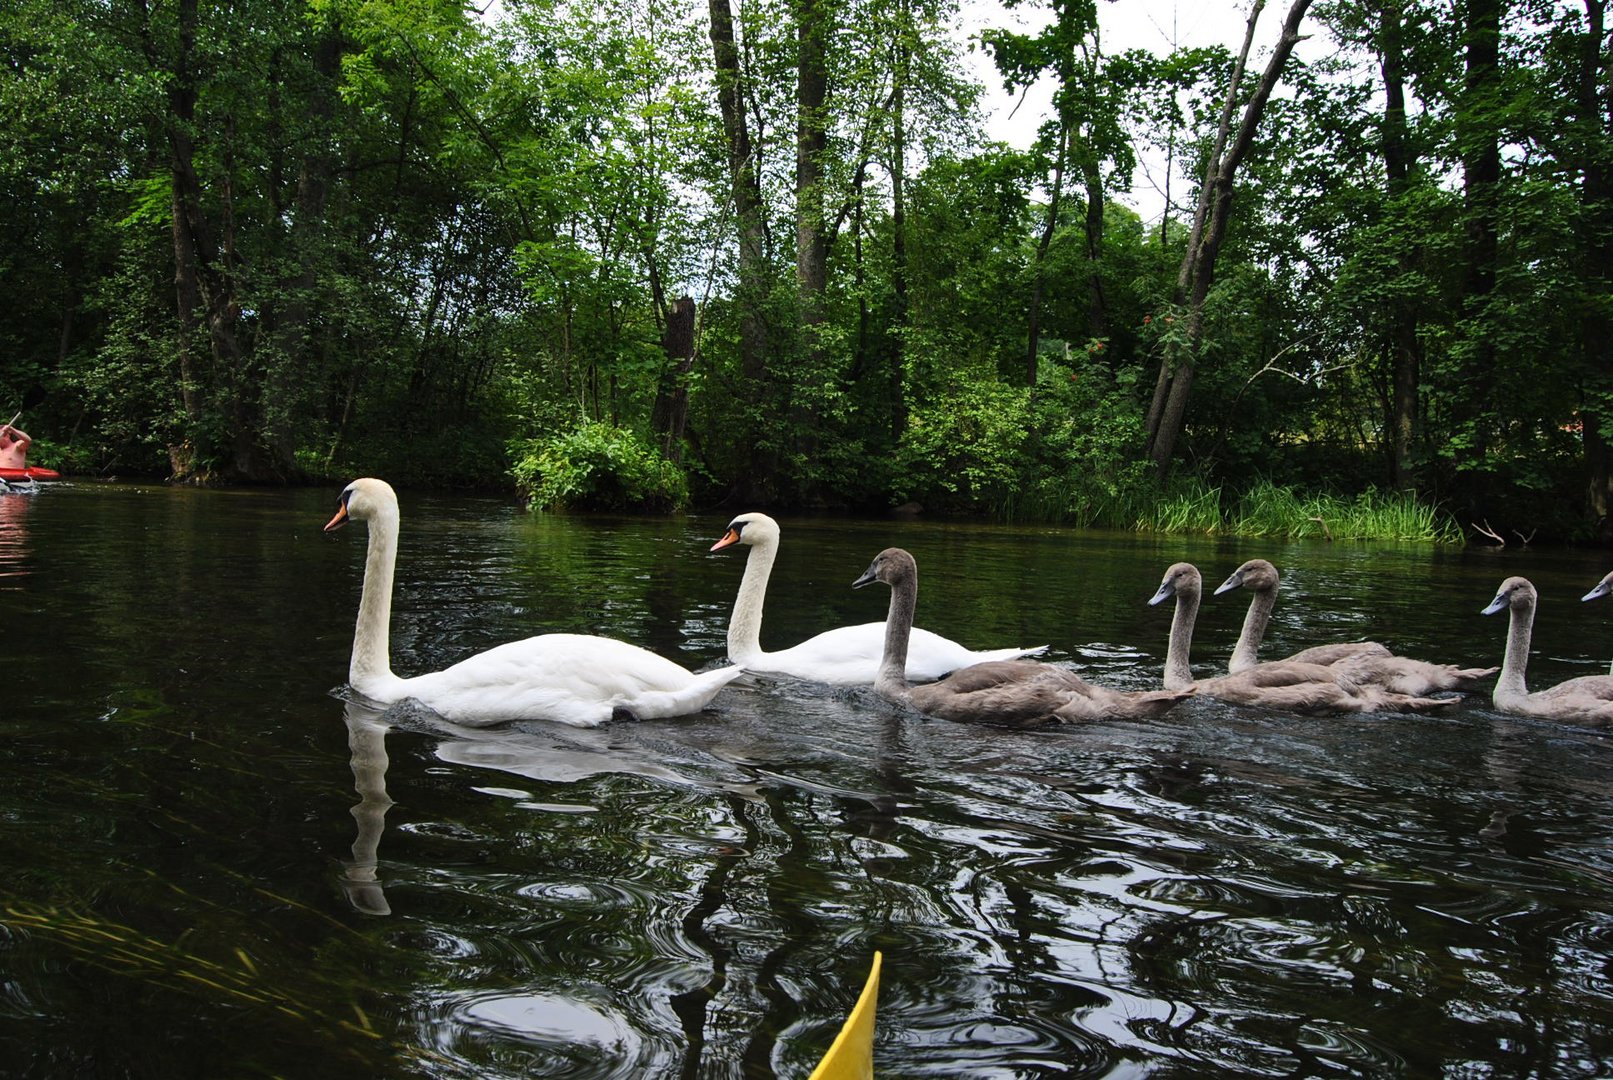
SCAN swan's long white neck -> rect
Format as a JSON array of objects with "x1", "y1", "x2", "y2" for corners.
[
  {"x1": 1164, "y1": 585, "x2": 1200, "y2": 691},
  {"x1": 727, "y1": 530, "x2": 779, "y2": 665},
  {"x1": 352, "y1": 501, "x2": 400, "y2": 688},
  {"x1": 877, "y1": 571, "x2": 917, "y2": 703},
  {"x1": 1229, "y1": 584, "x2": 1275, "y2": 674},
  {"x1": 1497, "y1": 594, "x2": 1534, "y2": 699}
]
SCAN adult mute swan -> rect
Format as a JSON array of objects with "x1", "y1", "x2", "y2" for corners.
[
  {"x1": 1215, "y1": 558, "x2": 1495, "y2": 695},
  {"x1": 852, "y1": 547, "x2": 1191, "y2": 727},
  {"x1": 711, "y1": 512, "x2": 1044, "y2": 683},
  {"x1": 1481, "y1": 576, "x2": 1613, "y2": 727},
  {"x1": 1149, "y1": 562, "x2": 1456, "y2": 715},
  {"x1": 326, "y1": 478, "x2": 742, "y2": 727}
]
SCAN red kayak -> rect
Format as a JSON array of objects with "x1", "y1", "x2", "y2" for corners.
[{"x1": 0, "y1": 467, "x2": 60, "y2": 482}]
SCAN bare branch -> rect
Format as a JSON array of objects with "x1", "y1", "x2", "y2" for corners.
[{"x1": 1473, "y1": 519, "x2": 1506, "y2": 546}]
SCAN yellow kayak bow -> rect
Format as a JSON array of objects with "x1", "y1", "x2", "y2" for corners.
[{"x1": 807, "y1": 951, "x2": 882, "y2": 1080}]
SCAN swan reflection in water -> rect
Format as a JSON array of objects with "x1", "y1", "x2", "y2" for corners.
[
  {"x1": 336, "y1": 693, "x2": 775, "y2": 917},
  {"x1": 341, "y1": 701, "x2": 395, "y2": 916}
]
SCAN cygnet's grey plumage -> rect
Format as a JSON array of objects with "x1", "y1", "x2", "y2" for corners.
[
  {"x1": 1215, "y1": 558, "x2": 1495, "y2": 695},
  {"x1": 854, "y1": 548, "x2": 1191, "y2": 728},
  {"x1": 1482, "y1": 576, "x2": 1613, "y2": 727},
  {"x1": 1150, "y1": 562, "x2": 1457, "y2": 715}
]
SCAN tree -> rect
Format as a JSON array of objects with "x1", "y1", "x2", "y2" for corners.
[
  {"x1": 1143, "y1": 0, "x2": 1316, "y2": 474},
  {"x1": 983, "y1": 0, "x2": 1133, "y2": 384}
]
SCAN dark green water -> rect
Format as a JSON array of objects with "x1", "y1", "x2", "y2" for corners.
[{"x1": 1, "y1": 481, "x2": 1610, "y2": 1078}]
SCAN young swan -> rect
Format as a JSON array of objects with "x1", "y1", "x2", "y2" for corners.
[
  {"x1": 1149, "y1": 562, "x2": 1457, "y2": 715},
  {"x1": 1584, "y1": 570, "x2": 1613, "y2": 675},
  {"x1": 1584, "y1": 571, "x2": 1613, "y2": 605},
  {"x1": 1214, "y1": 558, "x2": 1496, "y2": 695},
  {"x1": 326, "y1": 478, "x2": 742, "y2": 727},
  {"x1": 711, "y1": 511, "x2": 1045, "y2": 683},
  {"x1": 1481, "y1": 576, "x2": 1613, "y2": 727},
  {"x1": 851, "y1": 547, "x2": 1191, "y2": 728}
]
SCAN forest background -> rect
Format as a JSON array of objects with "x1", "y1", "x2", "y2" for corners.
[{"x1": 2, "y1": 0, "x2": 1611, "y2": 542}]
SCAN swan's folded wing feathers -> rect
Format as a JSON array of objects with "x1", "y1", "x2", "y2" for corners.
[
  {"x1": 408, "y1": 634, "x2": 736, "y2": 727},
  {"x1": 909, "y1": 663, "x2": 1072, "y2": 728},
  {"x1": 1529, "y1": 675, "x2": 1613, "y2": 726},
  {"x1": 1285, "y1": 641, "x2": 1391, "y2": 667},
  {"x1": 1228, "y1": 660, "x2": 1341, "y2": 690}
]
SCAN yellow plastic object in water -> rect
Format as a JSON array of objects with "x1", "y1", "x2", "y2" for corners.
[{"x1": 807, "y1": 951, "x2": 882, "y2": 1080}]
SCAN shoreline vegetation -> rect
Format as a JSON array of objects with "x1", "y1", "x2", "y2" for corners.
[
  {"x1": 505, "y1": 428, "x2": 1465, "y2": 544},
  {"x1": 6, "y1": 2, "x2": 1611, "y2": 544},
  {"x1": 29, "y1": 418, "x2": 1462, "y2": 544}
]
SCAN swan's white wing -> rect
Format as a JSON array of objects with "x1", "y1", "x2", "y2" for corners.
[
  {"x1": 744, "y1": 623, "x2": 1044, "y2": 684},
  {"x1": 403, "y1": 633, "x2": 739, "y2": 727}
]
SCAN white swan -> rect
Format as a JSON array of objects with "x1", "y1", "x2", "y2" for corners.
[
  {"x1": 1149, "y1": 562, "x2": 1457, "y2": 715},
  {"x1": 326, "y1": 478, "x2": 742, "y2": 727},
  {"x1": 854, "y1": 547, "x2": 1191, "y2": 727},
  {"x1": 1481, "y1": 575, "x2": 1613, "y2": 727},
  {"x1": 711, "y1": 512, "x2": 1044, "y2": 683},
  {"x1": 1215, "y1": 558, "x2": 1495, "y2": 694}
]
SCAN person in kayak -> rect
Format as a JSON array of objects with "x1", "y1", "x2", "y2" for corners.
[{"x1": 0, "y1": 423, "x2": 31, "y2": 470}]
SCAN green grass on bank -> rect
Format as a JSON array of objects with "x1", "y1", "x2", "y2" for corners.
[{"x1": 1138, "y1": 479, "x2": 1464, "y2": 544}]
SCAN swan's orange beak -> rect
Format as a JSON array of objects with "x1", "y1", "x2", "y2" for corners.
[
  {"x1": 323, "y1": 503, "x2": 350, "y2": 532},
  {"x1": 710, "y1": 528, "x2": 740, "y2": 552}
]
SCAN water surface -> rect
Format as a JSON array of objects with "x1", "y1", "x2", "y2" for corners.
[{"x1": 1, "y1": 482, "x2": 1610, "y2": 1078}]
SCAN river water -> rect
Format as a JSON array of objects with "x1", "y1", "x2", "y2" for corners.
[{"x1": 0, "y1": 481, "x2": 1609, "y2": 1078}]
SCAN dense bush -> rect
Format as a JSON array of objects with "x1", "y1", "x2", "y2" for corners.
[{"x1": 511, "y1": 422, "x2": 689, "y2": 512}]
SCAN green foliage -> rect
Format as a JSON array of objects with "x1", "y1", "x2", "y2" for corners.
[
  {"x1": 511, "y1": 421, "x2": 688, "y2": 512},
  {"x1": 890, "y1": 378, "x2": 1029, "y2": 514},
  {"x1": 1007, "y1": 354, "x2": 1159, "y2": 526},
  {"x1": 0, "y1": 0, "x2": 1611, "y2": 539}
]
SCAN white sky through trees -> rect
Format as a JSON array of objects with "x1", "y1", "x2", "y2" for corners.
[{"x1": 962, "y1": 0, "x2": 1288, "y2": 223}]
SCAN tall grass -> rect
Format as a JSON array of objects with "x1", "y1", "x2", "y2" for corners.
[
  {"x1": 1137, "y1": 478, "x2": 1225, "y2": 534},
  {"x1": 1134, "y1": 479, "x2": 1463, "y2": 544},
  {"x1": 995, "y1": 475, "x2": 1161, "y2": 529}
]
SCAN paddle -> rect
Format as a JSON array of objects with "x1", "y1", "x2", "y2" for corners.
[{"x1": 6, "y1": 382, "x2": 49, "y2": 431}]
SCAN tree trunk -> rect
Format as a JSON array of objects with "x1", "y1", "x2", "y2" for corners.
[
  {"x1": 1145, "y1": 0, "x2": 1262, "y2": 449},
  {"x1": 263, "y1": 18, "x2": 343, "y2": 479},
  {"x1": 708, "y1": 0, "x2": 769, "y2": 378},
  {"x1": 651, "y1": 297, "x2": 698, "y2": 462},
  {"x1": 1454, "y1": 0, "x2": 1502, "y2": 467},
  {"x1": 791, "y1": 0, "x2": 830, "y2": 472},
  {"x1": 795, "y1": 0, "x2": 828, "y2": 345},
  {"x1": 157, "y1": 0, "x2": 266, "y2": 481},
  {"x1": 1144, "y1": 0, "x2": 1314, "y2": 473},
  {"x1": 1081, "y1": 151, "x2": 1107, "y2": 339},
  {"x1": 159, "y1": 0, "x2": 203, "y2": 477},
  {"x1": 1026, "y1": 121, "x2": 1070, "y2": 386},
  {"x1": 708, "y1": 0, "x2": 774, "y2": 499},
  {"x1": 1379, "y1": 0, "x2": 1422, "y2": 491},
  {"x1": 1575, "y1": 0, "x2": 1613, "y2": 535},
  {"x1": 889, "y1": 19, "x2": 910, "y2": 438}
]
